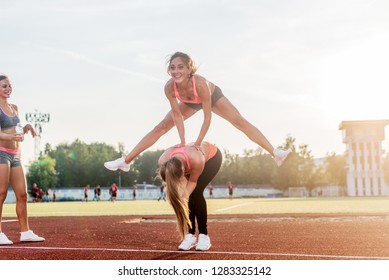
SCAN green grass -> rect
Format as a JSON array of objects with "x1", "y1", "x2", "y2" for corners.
[{"x1": 3, "y1": 197, "x2": 389, "y2": 218}]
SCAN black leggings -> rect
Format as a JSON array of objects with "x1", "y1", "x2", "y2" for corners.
[{"x1": 188, "y1": 149, "x2": 222, "y2": 235}]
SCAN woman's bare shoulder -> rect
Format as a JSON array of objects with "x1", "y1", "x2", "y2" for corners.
[
  {"x1": 194, "y1": 75, "x2": 214, "y2": 91},
  {"x1": 10, "y1": 104, "x2": 19, "y2": 112},
  {"x1": 158, "y1": 148, "x2": 172, "y2": 165},
  {"x1": 194, "y1": 74, "x2": 208, "y2": 84},
  {"x1": 165, "y1": 78, "x2": 174, "y2": 86},
  {"x1": 164, "y1": 79, "x2": 175, "y2": 95}
]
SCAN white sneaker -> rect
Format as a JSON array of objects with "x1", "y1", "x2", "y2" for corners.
[
  {"x1": 0, "y1": 232, "x2": 13, "y2": 245},
  {"x1": 274, "y1": 148, "x2": 292, "y2": 167},
  {"x1": 104, "y1": 157, "x2": 130, "y2": 172},
  {"x1": 195, "y1": 234, "x2": 211, "y2": 251},
  {"x1": 178, "y1": 233, "x2": 196, "y2": 251},
  {"x1": 20, "y1": 230, "x2": 45, "y2": 242}
]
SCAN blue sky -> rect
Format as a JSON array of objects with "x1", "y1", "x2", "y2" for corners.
[{"x1": 2, "y1": 0, "x2": 389, "y2": 164}]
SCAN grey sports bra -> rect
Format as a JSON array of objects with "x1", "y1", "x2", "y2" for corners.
[{"x1": 0, "y1": 105, "x2": 20, "y2": 131}]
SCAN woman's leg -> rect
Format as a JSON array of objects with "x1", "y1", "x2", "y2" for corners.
[
  {"x1": 212, "y1": 97, "x2": 275, "y2": 156},
  {"x1": 188, "y1": 196, "x2": 196, "y2": 235},
  {"x1": 189, "y1": 150, "x2": 222, "y2": 235},
  {"x1": 0, "y1": 164, "x2": 11, "y2": 233},
  {"x1": 124, "y1": 103, "x2": 198, "y2": 163},
  {"x1": 9, "y1": 166, "x2": 29, "y2": 232}
]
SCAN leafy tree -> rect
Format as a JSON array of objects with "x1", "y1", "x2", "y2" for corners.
[
  {"x1": 274, "y1": 135, "x2": 314, "y2": 192},
  {"x1": 213, "y1": 148, "x2": 276, "y2": 185},
  {"x1": 26, "y1": 155, "x2": 58, "y2": 190},
  {"x1": 133, "y1": 149, "x2": 164, "y2": 184},
  {"x1": 213, "y1": 149, "x2": 239, "y2": 184},
  {"x1": 324, "y1": 152, "x2": 347, "y2": 186},
  {"x1": 87, "y1": 142, "x2": 138, "y2": 187},
  {"x1": 250, "y1": 148, "x2": 276, "y2": 184},
  {"x1": 27, "y1": 134, "x2": 351, "y2": 194},
  {"x1": 309, "y1": 164, "x2": 328, "y2": 187},
  {"x1": 46, "y1": 139, "x2": 125, "y2": 187}
]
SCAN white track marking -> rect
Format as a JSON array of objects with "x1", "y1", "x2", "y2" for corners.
[
  {"x1": 2, "y1": 246, "x2": 388, "y2": 260},
  {"x1": 1, "y1": 219, "x2": 18, "y2": 223},
  {"x1": 216, "y1": 202, "x2": 255, "y2": 212}
]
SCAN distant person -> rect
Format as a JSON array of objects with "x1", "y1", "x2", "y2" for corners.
[
  {"x1": 93, "y1": 186, "x2": 97, "y2": 201},
  {"x1": 104, "y1": 52, "x2": 291, "y2": 172},
  {"x1": 208, "y1": 184, "x2": 214, "y2": 199},
  {"x1": 0, "y1": 74, "x2": 44, "y2": 245},
  {"x1": 83, "y1": 184, "x2": 89, "y2": 202},
  {"x1": 159, "y1": 141, "x2": 222, "y2": 251},
  {"x1": 31, "y1": 183, "x2": 39, "y2": 203},
  {"x1": 43, "y1": 189, "x2": 49, "y2": 202},
  {"x1": 132, "y1": 185, "x2": 137, "y2": 200},
  {"x1": 228, "y1": 182, "x2": 234, "y2": 199},
  {"x1": 53, "y1": 191, "x2": 56, "y2": 202},
  {"x1": 37, "y1": 188, "x2": 44, "y2": 202},
  {"x1": 157, "y1": 184, "x2": 166, "y2": 202},
  {"x1": 96, "y1": 185, "x2": 101, "y2": 201},
  {"x1": 109, "y1": 183, "x2": 118, "y2": 202}
]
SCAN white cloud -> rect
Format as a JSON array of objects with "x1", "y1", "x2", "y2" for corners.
[{"x1": 20, "y1": 41, "x2": 164, "y2": 83}]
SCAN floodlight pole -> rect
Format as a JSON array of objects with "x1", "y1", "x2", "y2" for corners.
[{"x1": 25, "y1": 110, "x2": 50, "y2": 160}]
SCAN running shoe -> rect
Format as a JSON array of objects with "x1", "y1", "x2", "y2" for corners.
[
  {"x1": 0, "y1": 232, "x2": 13, "y2": 245},
  {"x1": 195, "y1": 234, "x2": 211, "y2": 251},
  {"x1": 104, "y1": 157, "x2": 131, "y2": 172},
  {"x1": 274, "y1": 148, "x2": 292, "y2": 167},
  {"x1": 20, "y1": 230, "x2": 45, "y2": 242},
  {"x1": 178, "y1": 233, "x2": 196, "y2": 251}
]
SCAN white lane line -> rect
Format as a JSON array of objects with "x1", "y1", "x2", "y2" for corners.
[
  {"x1": 2, "y1": 246, "x2": 388, "y2": 260},
  {"x1": 3, "y1": 211, "x2": 173, "y2": 216},
  {"x1": 216, "y1": 202, "x2": 255, "y2": 212},
  {"x1": 1, "y1": 219, "x2": 18, "y2": 223}
]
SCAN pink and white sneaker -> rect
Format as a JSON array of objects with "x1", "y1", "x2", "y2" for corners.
[
  {"x1": 195, "y1": 234, "x2": 211, "y2": 251},
  {"x1": 178, "y1": 234, "x2": 197, "y2": 251},
  {"x1": 104, "y1": 157, "x2": 131, "y2": 172},
  {"x1": 0, "y1": 232, "x2": 13, "y2": 245},
  {"x1": 20, "y1": 230, "x2": 45, "y2": 242},
  {"x1": 273, "y1": 149, "x2": 292, "y2": 167}
]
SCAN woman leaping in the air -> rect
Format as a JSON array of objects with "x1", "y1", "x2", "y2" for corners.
[{"x1": 105, "y1": 52, "x2": 291, "y2": 171}]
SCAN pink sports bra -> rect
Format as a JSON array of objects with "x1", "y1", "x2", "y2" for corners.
[
  {"x1": 169, "y1": 146, "x2": 191, "y2": 171},
  {"x1": 173, "y1": 76, "x2": 202, "y2": 104},
  {"x1": 168, "y1": 142, "x2": 218, "y2": 172}
]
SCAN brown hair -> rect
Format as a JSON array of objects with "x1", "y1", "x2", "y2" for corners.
[
  {"x1": 159, "y1": 157, "x2": 191, "y2": 239},
  {"x1": 166, "y1": 52, "x2": 197, "y2": 77},
  {"x1": 0, "y1": 75, "x2": 9, "y2": 82}
]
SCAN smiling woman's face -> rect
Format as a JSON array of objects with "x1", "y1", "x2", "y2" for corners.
[
  {"x1": 168, "y1": 57, "x2": 190, "y2": 83},
  {"x1": 0, "y1": 78, "x2": 12, "y2": 99}
]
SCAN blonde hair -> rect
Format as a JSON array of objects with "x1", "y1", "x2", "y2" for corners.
[{"x1": 160, "y1": 157, "x2": 192, "y2": 239}]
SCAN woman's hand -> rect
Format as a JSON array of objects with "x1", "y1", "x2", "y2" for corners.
[
  {"x1": 192, "y1": 143, "x2": 205, "y2": 156},
  {"x1": 11, "y1": 133, "x2": 24, "y2": 142}
]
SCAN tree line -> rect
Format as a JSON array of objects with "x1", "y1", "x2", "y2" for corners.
[{"x1": 26, "y1": 135, "x2": 389, "y2": 193}]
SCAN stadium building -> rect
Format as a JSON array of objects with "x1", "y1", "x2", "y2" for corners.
[{"x1": 339, "y1": 120, "x2": 389, "y2": 196}]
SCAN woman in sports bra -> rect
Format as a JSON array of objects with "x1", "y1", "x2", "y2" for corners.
[
  {"x1": 105, "y1": 52, "x2": 291, "y2": 172},
  {"x1": 0, "y1": 75, "x2": 45, "y2": 245},
  {"x1": 158, "y1": 141, "x2": 222, "y2": 251}
]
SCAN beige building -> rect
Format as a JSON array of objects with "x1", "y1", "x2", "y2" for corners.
[{"x1": 339, "y1": 120, "x2": 389, "y2": 196}]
